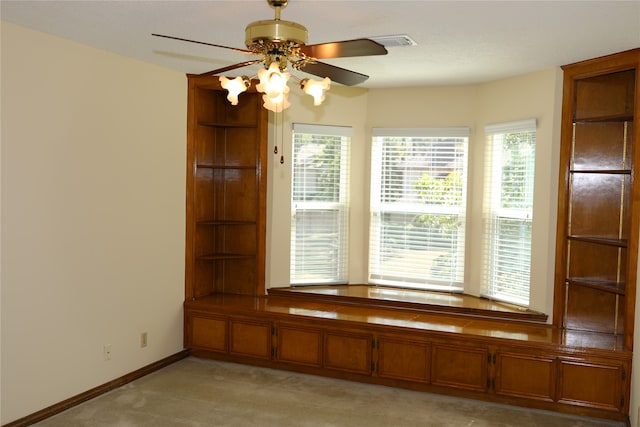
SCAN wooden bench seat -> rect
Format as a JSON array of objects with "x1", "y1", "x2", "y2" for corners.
[{"x1": 184, "y1": 291, "x2": 630, "y2": 423}]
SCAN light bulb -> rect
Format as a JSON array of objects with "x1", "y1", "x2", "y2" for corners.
[
  {"x1": 219, "y1": 76, "x2": 250, "y2": 105},
  {"x1": 257, "y1": 63, "x2": 290, "y2": 99},
  {"x1": 301, "y1": 77, "x2": 331, "y2": 106}
]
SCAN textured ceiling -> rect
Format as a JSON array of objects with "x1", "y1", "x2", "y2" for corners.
[{"x1": 2, "y1": 1, "x2": 639, "y2": 88}]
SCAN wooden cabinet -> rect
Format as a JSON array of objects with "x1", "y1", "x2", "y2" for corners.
[
  {"x1": 557, "y1": 357, "x2": 628, "y2": 412},
  {"x1": 494, "y1": 350, "x2": 556, "y2": 402},
  {"x1": 554, "y1": 49, "x2": 640, "y2": 350},
  {"x1": 431, "y1": 343, "x2": 488, "y2": 392},
  {"x1": 324, "y1": 330, "x2": 373, "y2": 375},
  {"x1": 229, "y1": 317, "x2": 272, "y2": 359},
  {"x1": 275, "y1": 323, "x2": 323, "y2": 367},
  {"x1": 376, "y1": 335, "x2": 430, "y2": 383},
  {"x1": 185, "y1": 75, "x2": 268, "y2": 300},
  {"x1": 184, "y1": 302, "x2": 630, "y2": 421},
  {"x1": 187, "y1": 314, "x2": 227, "y2": 352}
]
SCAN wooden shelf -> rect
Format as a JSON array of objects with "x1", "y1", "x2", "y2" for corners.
[
  {"x1": 569, "y1": 169, "x2": 631, "y2": 174},
  {"x1": 185, "y1": 75, "x2": 267, "y2": 300},
  {"x1": 574, "y1": 115, "x2": 633, "y2": 123},
  {"x1": 198, "y1": 120, "x2": 258, "y2": 128},
  {"x1": 566, "y1": 277, "x2": 625, "y2": 295},
  {"x1": 197, "y1": 220, "x2": 256, "y2": 226},
  {"x1": 196, "y1": 164, "x2": 257, "y2": 170},
  {"x1": 555, "y1": 49, "x2": 638, "y2": 352},
  {"x1": 567, "y1": 235, "x2": 627, "y2": 247},
  {"x1": 197, "y1": 253, "x2": 255, "y2": 261}
]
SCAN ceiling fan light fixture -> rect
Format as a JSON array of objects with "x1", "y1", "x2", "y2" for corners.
[
  {"x1": 155, "y1": 0, "x2": 388, "y2": 113},
  {"x1": 256, "y1": 62, "x2": 291, "y2": 112},
  {"x1": 301, "y1": 77, "x2": 331, "y2": 106},
  {"x1": 257, "y1": 62, "x2": 290, "y2": 97},
  {"x1": 219, "y1": 75, "x2": 250, "y2": 105}
]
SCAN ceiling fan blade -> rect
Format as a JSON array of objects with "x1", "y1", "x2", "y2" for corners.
[
  {"x1": 197, "y1": 60, "x2": 264, "y2": 77},
  {"x1": 152, "y1": 34, "x2": 253, "y2": 55},
  {"x1": 298, "y1": 39, "x2": 387, "y2": 59},
  {"x1": 300, "y1": 61, "x2": 369, "y2": 86}
]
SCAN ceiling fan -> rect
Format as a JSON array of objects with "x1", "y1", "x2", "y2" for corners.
[{"x1": 153, "y1": 0, "x2": 387, "y2": 111}]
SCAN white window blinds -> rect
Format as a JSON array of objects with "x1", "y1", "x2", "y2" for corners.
[
  {"x1": 369, "y1": 128, "x2": 469, "y2": 291},
  {"x1": 290, "y1": 123, "x2": 351, "y2": 284},
  {"x1": 483, "y1": 119, "x2": 537, "y2": 306}
]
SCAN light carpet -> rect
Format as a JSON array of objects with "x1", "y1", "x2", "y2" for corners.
[{"x1": 35, "y1": 357, "x2": 626, "y2": 427}]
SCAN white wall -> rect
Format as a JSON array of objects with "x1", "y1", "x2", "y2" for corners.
[{"x1": 1, "y1": 22, "x2": 187, "y2": 423}]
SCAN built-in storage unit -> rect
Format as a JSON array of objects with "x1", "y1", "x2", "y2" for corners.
[
  {"x1": 553, "y1": 49, "x2": 640, "y2": 351},
  {"x1": 184, "y1": 75, "x2": 268, "y2": 300},
  {"x1": 182, "y1": 51, "x2": 638, "y2": 424},
  {"x1": 184, "y1": 294, "x2": 630, "y2": 422}
]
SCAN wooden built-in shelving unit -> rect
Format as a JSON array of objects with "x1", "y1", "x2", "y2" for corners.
[
  {"x1": 553, "y1": 49, "x2": 639, "y2": 352},
  {"x1": 182, "y1": 51, "x2": 639, "y2": 423}
]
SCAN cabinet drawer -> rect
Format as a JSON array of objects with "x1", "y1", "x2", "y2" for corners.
[
  {"x1": 229, "y1": 318, "x2": 271, "y2": 359},
  {"x1": 276, "y1": 324, "x2": 323, "y2": 367},
  {"x1": 431, "y1": 344, "x2": 488, "y2": 392},
  {"x1": 189, "y1": 315, "x2": 227, "y2": 352},
  {"x1": 378, "y1": 336, "x2": 430, "y2": 382},
  {"x1": 558, "y1": 359, "x2": 625, "y2": 411},
  {"x1": 324, "y1": 331, "x2": 372, "y2": 375},
  {"x1": 495, "y1": 352, "x2": 556, "y2": 401}
]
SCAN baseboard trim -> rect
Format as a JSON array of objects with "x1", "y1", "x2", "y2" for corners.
[{"x1": 3, "y1": 349, "x2": 190, "y2": 427}]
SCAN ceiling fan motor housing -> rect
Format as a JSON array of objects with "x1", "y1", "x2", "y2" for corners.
[{"x1": 245, "y1": 19, "x2": 308, "y2": 48}]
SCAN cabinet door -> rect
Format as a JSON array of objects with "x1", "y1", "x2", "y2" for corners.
[
  {"x1": 495, "y1": 351, "x2": 556, "y2": 402},
  {"x1": 188, "y1": 314, "x2": 227, "y2": 353},
  {"x1": 431, "y1": 343, "x2": 488, "y2": 392},
  {"x1": 377, "y1": 336, "x2": 430, "y2": 382},
  {"x1": 229, "y1": 318, "x2": 271, "y2": 359},
  {"x1": 324, "y1": 330, "x2": 372, "y2": 375},
  {"x1": 557, "y1": 358, "x2": 626, "y2": 412},
  {"x1": 276, "y1": 323, "x2": 323, "y2": 367}
]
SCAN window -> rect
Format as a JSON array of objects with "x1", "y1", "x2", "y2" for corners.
[
  {"x1": 369, "y1": 128, "x2": 469, "y2": 291},
  {"x1": 290, "y1": 124, "x2": 351, "y2": 284},
  {"x1": 483, "y1": 119, "x2": 537, "y2": 306}
]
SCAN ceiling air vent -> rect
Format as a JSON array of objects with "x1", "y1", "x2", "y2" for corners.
[{"x1": 370, "y1": 34, "x2": 417, "y2": 48}]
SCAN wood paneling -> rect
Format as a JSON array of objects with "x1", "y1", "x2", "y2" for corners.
[
  {"x1": 189, "y1": 315, "x2": 227, "y2": 352},
  {"x1": 377, "y1": 336, "x2": 430, "y2": 382},
  {"x1": 276, "y1": 323, "x2": 323, "y2": 367},
  {"x1": 554, "y1": 48, "x2": 639, "y2": 350},
  {"x1": 558, "y1": 359, "x2": 625, "y2": 411},
  {"x1": 229, "y1": 318, "x2": 271, "y2": 359},
  {"x1": 495, "y1": 351, "x2": 556, "y2": 402},
  {"x1": 431, "y1": 343, "x2": 487, "y2": 392},
  {"x1": 324, "y1": 331, "x2": 372, "y2": 375},
  {"x1": 183, "y1": 295, "x2": 631, "y2": 421}
]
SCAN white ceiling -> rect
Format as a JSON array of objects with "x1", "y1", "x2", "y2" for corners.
[{"x1": 2, "y1": 0, "x2": 639, "y2": 88}]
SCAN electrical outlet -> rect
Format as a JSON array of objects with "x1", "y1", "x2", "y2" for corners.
[
  {"x1": 140, "y1": 332, "x2": 148, "y2": 348},
  {"x1": 103, "y1": 344, "x2": 112, "y2": 361}
]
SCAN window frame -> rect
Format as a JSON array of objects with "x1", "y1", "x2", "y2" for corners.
[
  {"x1": 289, "y1": 123, "x2": 352, "y2": 285},
  {"x1": 368, "y1": 128, "x2": 470, "y2": 292},
  {"x1": 482, "y1": 119, "x2": 537, "y2": 306}
]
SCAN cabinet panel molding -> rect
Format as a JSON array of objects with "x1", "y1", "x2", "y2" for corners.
[
  {"x1": 494, "y1": 351, "x2": 556, "y2": 402},
  {"x1": 189, "y1": 314, "x2": 227, "y2": 352},
  {"x1": 324, "y1": 331, "x2": 372, "y2": 375},
  {"x1": 431, "y1": 343, "x2": 488, "y2": 392},
  {"x1": 377, "y1": 336, "x2": 430, "y2": 382},
  {"x1": 557, "y1": 359, "x2": 625, "y2": 412},
  {"x1": 229, "y1": 318, "x2": 271, "y2": 359},
  {"x1": 276, "y1": 323, "x2": 323, "y2": 367}
]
